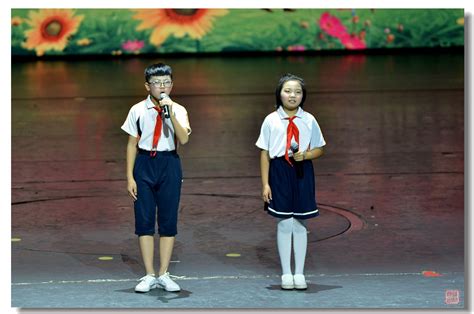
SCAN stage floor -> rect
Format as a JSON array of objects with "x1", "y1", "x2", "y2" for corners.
[{"x1": 11, "y1": 52, "x2": 465, "y2": 309}]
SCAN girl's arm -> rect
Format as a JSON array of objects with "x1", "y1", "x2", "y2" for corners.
[
  {"x1": 304, "y1": 147, "x2": 324, "y2": 160},
  {"x1": 260, "y1": 150, "x2": 272, "y2": 203},
  {"x1": 294, "y1": 147, "x2": 324, "y2": 161}
]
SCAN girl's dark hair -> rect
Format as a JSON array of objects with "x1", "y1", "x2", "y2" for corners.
[
  {"x1": 144, "y1": 63, "x2": 173, "y2": 82},
  {"x1": 275, "y1": 73, "x2": 306, "y2": 108}
]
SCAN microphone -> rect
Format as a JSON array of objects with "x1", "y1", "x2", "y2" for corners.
[
  {"x1": 290, "y1": 142, "x2": 304, "y2": 178},
  {"x1": 290, "y1": 142, "x2": 299, "y2": 155},
  {"x1": 159, "y1": 93, "x2": 170, "y2": 118}
]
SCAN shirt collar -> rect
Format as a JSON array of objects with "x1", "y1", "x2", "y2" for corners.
[
  {"x1": 145, "y1": 95, "x2": 156, "y2": 109},
  {"x1": 277, "y1": 106, "x2": 304, "y2": 119}
]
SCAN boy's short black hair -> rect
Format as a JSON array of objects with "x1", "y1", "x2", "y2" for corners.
[
  {"x1": 275, "y1": 73, "x2": 306, "y2": 108},
  {"x1": 145, "y1": 63, "x2": 173, "y2": 82}
]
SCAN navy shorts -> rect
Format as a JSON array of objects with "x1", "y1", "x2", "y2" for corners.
[
  {"x1": 133, "y1": 150, "x2": 182, "y2": 236},
  {"x1": 264, "y1": 157, "x2": 319, "y2": 219}
]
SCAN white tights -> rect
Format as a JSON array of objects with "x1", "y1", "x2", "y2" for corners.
[{"x1": 277, "y1": 217, "x2": 308, "y2": 275}]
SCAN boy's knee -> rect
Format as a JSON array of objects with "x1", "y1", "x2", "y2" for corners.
[
  {"x1": 158, "y1": 227, "x2": 177, "y2": 237},
  {"x1": 135, "y1": 229, "x2": 155, "y2": 236}
]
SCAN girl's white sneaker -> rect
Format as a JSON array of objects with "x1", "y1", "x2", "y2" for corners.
[
  {"x1": 281, "y1": 274, "x2": 294, "y2": 290},
  {"x1": 293, "y1": 274, "x2": 307, "y2": 290}
]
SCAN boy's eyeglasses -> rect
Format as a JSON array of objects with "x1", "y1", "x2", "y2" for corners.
[{"x1": 148, "y1": 80, "x2": 172, "y2": 87}]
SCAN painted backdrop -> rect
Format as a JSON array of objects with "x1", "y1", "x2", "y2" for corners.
[{"x1": 11, "y1": 9, "x2": 464, "y2": 57}]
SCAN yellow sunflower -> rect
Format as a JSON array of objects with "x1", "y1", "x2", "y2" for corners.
[
  {"x1": 22, "y1": 9, "x2": 84, "y2": 56},
  {"x1": 133, "y1": 9, "x2": 228, "y2": 46},
  {"x1": 76, "y1": 38, "x2": 92, "y2": 46},
  {"x1": 11, "y1": 16, "x2": 23, "y2": 26}
]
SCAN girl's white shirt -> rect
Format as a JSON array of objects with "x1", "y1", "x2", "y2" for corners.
[{"x1": 256, "y1": 106, "x2": 326, "y2": 158}]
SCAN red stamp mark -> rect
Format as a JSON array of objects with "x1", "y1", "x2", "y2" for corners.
[{"x1": 445, "y1": 289, "x2": 460, "y2": 305}]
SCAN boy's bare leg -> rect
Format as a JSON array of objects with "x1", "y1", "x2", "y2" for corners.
[
  {"x1": 138, "y1": 235, "x2": 156, "y2": 275},
  {"x1": 158, "y1": 236, "x2": 175, "y2": 275}
]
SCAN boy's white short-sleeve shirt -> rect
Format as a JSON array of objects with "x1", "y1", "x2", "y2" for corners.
[
  {"x1": 121, "y1": 95, "x2": 191, "y2": 151},
  {"x1": 256, "y1": 106, "x2": 326, "y2": 158}
]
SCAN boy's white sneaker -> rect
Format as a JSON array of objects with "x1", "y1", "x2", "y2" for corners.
[
  {"x1": 281, "y1": 274, "x2": 294, "y2": 290},
  {"x1": 293, "y1": 274, "x2": 307, "y2": 290},
  {"x1": 134, "y1": 274, "x2": 157, "y2": 293},
  {"x1": 157, "y1": 272, "x2": 181, "y2": 292}
]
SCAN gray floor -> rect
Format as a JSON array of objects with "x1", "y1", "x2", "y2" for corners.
[{"x1": 11, "y1": 52, "x2": 466, "y2": 310}]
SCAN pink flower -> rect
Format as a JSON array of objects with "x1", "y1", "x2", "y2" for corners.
[
  {"x1": 319, "y1": 12, "x2": 348, "y2": 39},
  {"x1": 121, "y1": 40, "x2": 145, "y2": 52},
  {"x1": 287, "y1": 45, "x2": 306, "y2": 51},
  {"x1": 340, "y1": 34, "x2": 366, "y2": 50}
]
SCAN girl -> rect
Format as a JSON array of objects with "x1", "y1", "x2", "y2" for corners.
[{"x1": 256, "y1": 73, "x2": 326, "y2": 290}]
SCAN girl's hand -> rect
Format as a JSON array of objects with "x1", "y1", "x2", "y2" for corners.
[
  {"x1": 262, "y1": 184, "x2": 272, "y2": 203},
  {"x1": 127, "y1": 179, "x2": 138, "y2": 201},
  {"x1": 293, "y1": 151, "x2": 305, "y2": 162}
]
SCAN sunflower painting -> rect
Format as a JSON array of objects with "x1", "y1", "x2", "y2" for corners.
[
  {"x1": 133, "y1": 9, "x2": 229, "y2": 47},
  {"x1": 11, "y1": 9, "x2": 464, "y2": 57},
  {"x1": 21, "y1": 9, "x2": 84, "y2": 56}
]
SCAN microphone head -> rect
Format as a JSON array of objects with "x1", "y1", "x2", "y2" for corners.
[
  {"x1": 159, "y1": 92, "x2": 168, "y2": 100},
  {"x1": 290, "y1": 142, "x2": 299, "y2": 153}
]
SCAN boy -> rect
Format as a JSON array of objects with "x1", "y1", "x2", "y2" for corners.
[{"x1": 121, "y1": 63, "x2": 191, "y2": 293}]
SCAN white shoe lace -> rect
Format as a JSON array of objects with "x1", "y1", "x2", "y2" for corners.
[{"x1": 138, "y1": 275, "x2": 156, "y2": 283}]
